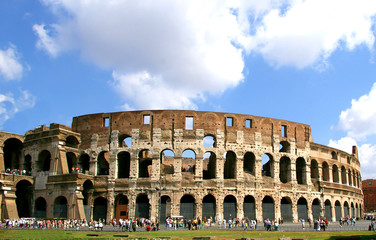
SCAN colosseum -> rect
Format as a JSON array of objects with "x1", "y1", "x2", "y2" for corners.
[{"x1": 0, "y1": 110, "x2": 363, "y2": 223}]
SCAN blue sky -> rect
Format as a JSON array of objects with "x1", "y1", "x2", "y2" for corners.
[{"x1": 1, "y1": 0, "x2": 376, "y2": 179}]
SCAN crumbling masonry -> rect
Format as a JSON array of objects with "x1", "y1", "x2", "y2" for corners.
[{"x1": 0, "y1": 110, "x2": 363, "y2": 223}]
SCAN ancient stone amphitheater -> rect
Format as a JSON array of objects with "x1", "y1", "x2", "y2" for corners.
[{"x1": 0, "y1": 110, "x2": 363, "y2": 223}]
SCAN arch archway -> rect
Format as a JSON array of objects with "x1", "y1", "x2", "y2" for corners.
[
  {"x1": 93, "y1": 197, "x2": 107, "y2": 221},
  {"x1": 244, "y1": 195, "x2": 255, "y2": 220},
  {"x1": 296, "y1": 157, "x2": 306, "y2": 184},
  {"x1": 325, "y1": 200, "x2": 332, "y2": 221},
  {"x1": 135, "y1": 194, "x2": 150, "y2": 218},
  {"x1": 182, "y1": 149, "x2": 196, "y2": 173},
  {"x1": 223, "y1": 195, "x2": 237, "y2": 219},
  {"x1": 34, "y1": 197, "x2": 47, "y2": 218},
  {"x1": 16, "y1": 180, "x2": 32, "y2": 218},
  {"x1": 262, "y1": 196, "x2": 275, "y2": 220},
  {"x1": 139, "y1": 150, "x2": 152, "y2": 177},
  {"x1": 115, "y1": 195, "x2": 129, "y2": 220},
  {"x1": 281, "y1": 197, "x2": 293, "y2": 222},
  {"x1": 310, "y1": 160, "x2": 319, "y2": 179},
  {"x1": 344, "y1": 201, "x2": 350, "y2": 217},
  {"x1": 3, "y1": 138, "x2": 23, "y2": 171},
  {"x1": 202, "y1": 194, "x2": 216, "y2": 219},
  {"x1": 38, "y1": 150, "x2": 51, "y2": 172},
  {"x1": 280, "y1": 156, "x2": 291, "y2": 183},
  {"x1": 224, "y1": 151, "x2": 236, "y2": 179},
  {"x1": 54, "y1": 196, "x2": 68, "y2": 218},
  {"x1": 312, "y1": 198, "x2": 321, "y2": 219},
  {"x1": 160, "y1": 195, "x2": 171, "y2": 221},
  {"x1": 78, "y1": 154, "x2": 90, "y2": 174},
  {"x1": 97, "y1": 151, "x2": 109, "y2": 175},
  {"x1": 297, "y1": 197, "x2": 308, "y2": 221},
  {"x1": 332, "y1": 165, "x2": 339, "y2": 183},
  {"x1": 180, "y1": 194, "x2": 195, "y2": 219},
  {"x1": 83, "y1": 180, "x2": 94, "y2": 220},
  {"x1": 66, "y1": 152, "x2": 77, "y2": 173},
  {"x1": 322, "y1": 162, "x2": 329, "y2": 181},
  {"x1": 203, "y1": 152, "x2": 216, "y2": 179},
  {"x1": 117, "y1": 151, "x2": 130, "y2": 178},
  {"x1": 161, "y1": 149, "x2": 174, "y2": 175},
  {"x1": 341, "y1": 167, "x2": 347, "y2": 184},
  {"x1": 243, "y1": 152, "x2": 255, "y2": 176},
  {"x1": 262, "y1": 154, "x2": 274, "y2": 177},
  {"x1": 335, "y1": 201, "x2": 342, "y2": 220}
]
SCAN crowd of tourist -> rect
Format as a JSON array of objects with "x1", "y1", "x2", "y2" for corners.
[
  {"x1": 5, "y1": 168, "x2": 31, "y2": 176},
  {"x1": 1, "y1": 215, "x2": 375, "y2": 232}
]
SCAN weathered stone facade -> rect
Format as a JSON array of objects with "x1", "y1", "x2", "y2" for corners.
[{"x1": 0, "y1": 110, "x2": 363, "y2": 223}]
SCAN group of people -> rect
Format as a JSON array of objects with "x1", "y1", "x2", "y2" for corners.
[{"x1": 5, "y1": 168, "x2": 30, "y2": 175}]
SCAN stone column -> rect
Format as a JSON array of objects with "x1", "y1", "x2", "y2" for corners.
[
  {"x1": 89, "y1": 152, "x2": 97, "y2": 176},
  {"x1": 195, "y1": 153, "x2": 203, "y2": 180},
  {"x1": 328, "y1": 166, "x2": 333, "y2": 183},
  {"x1": 173, "y1": 156, "x2": 182, "y2": 181},
  {"x1": 237, "y1": 198, "x2": 244, "y2": 219},
  {"x1": 128, "y1": 192, "x2": 136, "y2": 219},
  {"x1": 151, "y1": 154, "x2": 160, "y2": 181},
  {"x1": 255, "y1": 196, "x2": 263, "y2": 223},
  {"x1": 292, "y1": 200, "x2": 298, "y2": 223},
  {"x1": 290, "y1": 157, "x2": 297, "y2": 184},
  {"x1": 106, "y1": 184, "x2": 115, "y2": 223},
  {"x1": 0, "y1": 147, "x2": 4, "y2": 172},
  {"x1": 274, "y1": 199, "x2": 281, "y2": 221},
  {"x1": 331, "y1": 203, "x2": 336, "y2": 222}
]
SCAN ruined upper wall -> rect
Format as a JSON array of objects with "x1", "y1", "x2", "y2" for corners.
[{"x1": 72, "y1": 110, "x2": 312, "y2": 150}]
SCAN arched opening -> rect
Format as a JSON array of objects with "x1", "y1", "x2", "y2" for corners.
[
  {"x1": 296, "y1": 157, "x2": 306, "y2": 184},
  {"x1": 97, "y1": 151, "x2": 109, "y2": 176},
  {"x1": 351, "y1": 202, "x2": 355, "y2": 217},
  {"x1": 262, "y1": 196, "x2": 275, "y2": 220},
  {"x1": 38, "y1": 150, "x2": 51, "y2": 172},
  {"x1": 353, "y1": 170, "x2": 357, "y2": 187},
  {"x1": 243, "y1": 152, "x2": 255, "y2": 176},
  {"x1": 54, "y1": 196, "x2": 68, "y2": 218},
  {"x1": 115, "y1": 195, "x2": 129, "y2": 220},
  {"x1": 93, "y1": 197, "x2": 107, "y2": 221},
  {"x1": 325, "y1": 200, "x2": 332, "y2": 221},
  {"x1": 223, "y1": 195, "x2": 237, "y2": 219},
  {"x1": 203, "y1": 135, "x2": 216, "y2": 147},
  {"x1": 312, "y1": 198, "x2": 321, "y2": 219},
  {"x1": 182, "y1": 149, "x2": 195, "y2": 173},
  {"x1": 202, "y1": 194, "x2": 216, "y2": 219},
  {"x1": 3, "y1": 138, "x2": 23, "y2": 171},
  {"x1": 119, "y1": 134, "x2": 132, "y2": 148},
  {"x1": 344, "y1": 201, "x2": 350, "y2": 217},
  {"x1": 136, "y1": 194, "x2": 150, "y2": 218},
  {"x1": 297, "y1": 197, "x2": 308, "y2": 221},
  {"x1": 34, "y1": 197, "x2": 47, "y2": 218},
  {"x1": 203, "y1": 152, "x2": 216, "y2": 179},
  {"x1": 279, "y1": 156, "x2": 291, "y2": 183},
  {"x1": 82, "y1": 180, "x2": 94, "y2": 221},
  {"x1": 16, "y1": 180, "x2": 32, "y2": 217},
  {"x1": 262, "y1": 154, "x2": 274, "y2": 177},
  {"x1": 331, "y1": 151, "x2": 337, "y2": 160},
  {"x1": 279, "y1": 141, "x2": 290, "y2": 153},
  {"x1": 341, "y1": 166, "x2": 347, "y2": 185},
  {"x1": 78, "y1": 154, "x2": 90, "y2": 174},
  {"x1": 244, "y1": 195, "x2": 255, "y2": 220},
  {"x1": 332, "y1": 165, "x2": 339, "y2": 183},
  {"x1": 23, "y1": 154, "x2": 32, "y2": 175},
  {"x1": 310, "y1": 160, "x2": 319, "y2": 179},
  {"x1": 322, "y1": 162, "x2": 329, "y2": 181},
  {"x1": 66, "y1": 152, "x2": 77, "y2": 173},
  {"x1": 160, "y1": 149, "x2": 174, "y2": 175},
  {"x1": 180, "y1": 194, "x2": 195, "y2": 219},
  {"x1": 224, "y1": 151, "x2": 236, "y2": 179},
  {"x1": 348, "y1": 170, "x2": 353, "y2": 186},
  {"x1": 139, "y1": 149, "x2": 152, "y2": 178},
  {"x1": 65, "y1": 136, "x2": 79, "y2": 148},
  {"x1": 281, "y1": 197, "x2": 293, "y2": 222},
  {"x1": 160, "y1": 195, "x2": 171, "y2": 221},
  {"x1": 335, "y1": 201, "x2": 342, "y2": 220},
  {"x1": 117, "y1": 151, "x2": 130, "y2": 178},
  {"x1": 355, "y1": 203, "x2": 359, "y2": 218}
]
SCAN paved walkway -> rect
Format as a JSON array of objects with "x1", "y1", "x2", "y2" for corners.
[{"x1": 101, "y1": 220, "x2": 374, "y2": 232}]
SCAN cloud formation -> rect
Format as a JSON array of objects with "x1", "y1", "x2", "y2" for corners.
[
  {"x1": 0, "y1": 45, "x2": 24, "y2": 80},
  {"x1": 0, "y1": 90, "x2": 36, "y2": 129},
  {"x1": 331, "y1": 83, "x2": 376, "y2": 179},
  {"x1": 34, "y1": 0, "x2": 376, "y2": 109}
]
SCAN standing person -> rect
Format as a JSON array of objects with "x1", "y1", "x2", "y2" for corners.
[{"x1": 301, "y1": 218, "x2": 305, "y2": 230}]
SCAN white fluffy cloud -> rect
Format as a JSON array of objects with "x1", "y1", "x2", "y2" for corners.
[
  {"x1": 242, "y1": 0, "x2": 376, "y2": 69},
  {"x1": 337, "y1": 82, "x2": 376, "y2": 140},
  {"x1": 34, "y1": 0, "x2": 376, "y2": 109},
  {"x1": 0, "y1": 45, "x2": 24, "y2": 80},
  {"x1": 0, "y1": 90, "x2": 36, "y2": 129}
]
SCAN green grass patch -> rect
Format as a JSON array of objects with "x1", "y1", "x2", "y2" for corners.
[{"x1": 0, "y1": 229, "x2": 375, "y2": 240}]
